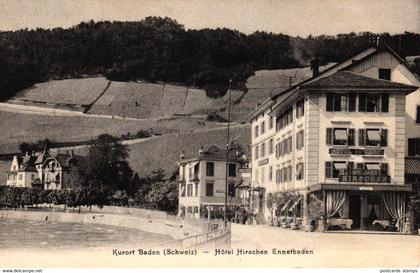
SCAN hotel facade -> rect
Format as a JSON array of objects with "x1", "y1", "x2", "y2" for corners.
[
  {"x1": 177, "y1": 145, "x2": 247, "y2": 219},
  {"x1": 247, "y1": 46, "x2": 420, "y2": 232}
]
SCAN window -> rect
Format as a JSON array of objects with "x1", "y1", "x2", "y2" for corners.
[
  {"x1": 296, "y1": 162, "x2": 304, "y2": 180},
  {"x1": 228, "y1": 183, "x2": 236, "y2": 197},
  {"x1": 261, "y1": 121, "x2": 265, "y2": 135},
  {"x1": 187, "y1": 184, "x2": 193, "y2": 196},
  {"x1": 254, "y1": 125, "x2": 259, "y2": 138},
  {"x1": 288, "y1": 166, "x2": 292, "y2": 181},
  {"x1": 12, "y1": 165, "x2": 16, "y2": 171},
  {"x1": 276, "y1": 169, "x2": 281, "y2": 183},
  {"x1": 282, "y1": 167, "x2": 288, "y2": 182},
  {"x1": 261, "y1": 167, "x2": 265, "y2": 183},
  {"x1": 379, "y1": 68, "x2": 391, "y2": 80},
  {"x1": 255, "y1": 169, "x2": 259, "y2": 184},
  {"x1": 359, "y1": 128, "x2": 387, "y2": 147},
  {"x1": 18, "y1": 174, "x2": 22, "y2": 180},
  {"x1": 269, "y1": 139, "x2": 274, "y2": 154},
  {"x1": 325, "y1": 161, "x2": 347, "y2": 178},
  {"x1": 326, "y1": 93, "x2": 347, "y2": 112},
  {"x1": 261, "y1": 143, "x2": 266, "y2": 157},
  {"x1": 206, "y1": 162, "x2": 214, "y2": 176},
  {"x1": 269, "y1": 166, "x2": 273, "y2": 181},
  {"x1": 228, "y1": 163, "x2": 236, "y2": 177},
  {"x1": 417, "y1": 106, "x2": 420, "y2": 123},
  {"x1": 31, "y1": 174, "x2": 35, "y2": 180},
  {"x1": 296, "y1": 99, "x2": 305, "y2": 118},
  {"x1": 269, "y1": 117, "x2": 274, "y2": 129},
  {"x1": 195, "y1": 184, "x2": 198, "y2": 196},
  {"x1": 254, "y1": 146, "x2": 259, "y2": 160},
  {"x1": 206, "y1": 182, "x2": 214, "y2": 196},
  {"x1": 408, "y1": 138, "x2": 420, "y2": 156},
  {"x1": 359, "y1": 94, "x2": 388, "y2": 112},
  {"x1": 326, "y1": 128, "x2": 355, "y2": 146}
]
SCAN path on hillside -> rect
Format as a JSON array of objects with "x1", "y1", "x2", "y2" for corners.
[
  {"x1": 0, "y1": 102, "x2": 175, "y2": 122},
  {"x1": 49, "y1": 123, "x2": 247, "y2": 152}
]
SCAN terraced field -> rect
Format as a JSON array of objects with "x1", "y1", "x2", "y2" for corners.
[
  {"x1": 13, "y1": 77, "x2": 110, "y2": 106},
  {"x1": 0, "y1": 111, "x2": 222, "y2": 154}
]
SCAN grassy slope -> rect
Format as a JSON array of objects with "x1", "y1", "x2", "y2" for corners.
[{"x1": 0, "y1": 111, "x2": 222, "y2": 154}]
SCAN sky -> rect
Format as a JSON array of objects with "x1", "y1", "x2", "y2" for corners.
[{"x1": 0, "y1": 0, "x2": 419, "y2": 36}]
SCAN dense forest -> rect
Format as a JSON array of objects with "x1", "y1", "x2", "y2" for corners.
[{"x1": 1, "y1": 16, "x2": 419, "y2": 99}]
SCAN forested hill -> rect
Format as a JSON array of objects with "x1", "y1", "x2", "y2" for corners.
[{"x1": 1, "y1": 16, "x2": 420, "y2": 100}]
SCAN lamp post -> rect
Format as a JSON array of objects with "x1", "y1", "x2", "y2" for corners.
[{"x1": 224, "y1": 79, "x2": 232, "y2": 228}]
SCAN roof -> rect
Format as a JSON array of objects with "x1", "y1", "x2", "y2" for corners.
[
  {"x1": 405, "y1": 158, "x2": 420, "y2": 175},
  {"x1": 179, "y1": 144, "x2": 243, "y2": 164},
  {"x1": 35, "y1": 149, "x2": 50, "y2": 164},
  {"x1": 19, "y1": 155, "x2": 37, "y2": 172},
  {"x1": 302, "y1": 71, "x2": 418, "y2": 90},
  {"x1": 247, "y1": 45, "x2": 420, "y2": 121}
]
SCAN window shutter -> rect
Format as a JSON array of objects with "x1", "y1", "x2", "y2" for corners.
[
  {"x1": 289, "y1": 137, "x2": 293, "y2": 153},
  {"x1": 325, "y1": 162, "x2": 332, "y2": 178},
  {"x1": 358, "y1": 129, "x2": 365, "y2": 146},
  {"x1": 347, "y1": 161, "x2": 354, "y2": 174},
  {"x1": 380, "y1": 129, "x2": 388, "y2": 147},
  {"x1": 417, "y1": 105, "x2": 420, "y2": 123},
  {"x1": 348, "y1": 128, "x2": 355, "y2": 146},
  {"x1": 381, "y1": 163, "x2": 388, "y2": 175},
  {"x1": 359, "y1": 93, "x2": 366, "y2": 112},
  {"x1": 349, "y1": 94, "x2": 356, "y2": 112},
  {"x1": 357, "y1": 163, "x2": 364, "y2": 170},
  {"x1": 326, "y1": 93, "x2": 333, "y2": 111},
  {"x1": 381, "y1": 94, "x2": 389, "y2": 112},
  {"x1": 408, "y1": 139, "x2": 415, "y2": 156},
  {"x1": 326, "y1": 128, "x2": 332, "y2": 145}
]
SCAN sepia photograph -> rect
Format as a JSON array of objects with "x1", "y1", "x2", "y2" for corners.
[{"x1": 0, "y1": 0, "x2": 419, "y2": 271}]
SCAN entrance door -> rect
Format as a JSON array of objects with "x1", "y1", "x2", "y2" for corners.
[{"x1": 349, "y1": 194, "x2": 361, "y2": 229}]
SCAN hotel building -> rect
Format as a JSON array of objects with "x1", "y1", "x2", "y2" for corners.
[
  {"x1": 247, "y1": 46, "x2": 420, "y2": 232},
  {"x1": 177, "y1": 145, "x2": 247, "y2": 219}
]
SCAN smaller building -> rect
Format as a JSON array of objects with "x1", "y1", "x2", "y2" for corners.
[
  {"x1": 6, "y1": 149, "x2": 78, "y2": 190},
  {"x1": 177, "y1": 145, "x2": 248, "y2": 219}
]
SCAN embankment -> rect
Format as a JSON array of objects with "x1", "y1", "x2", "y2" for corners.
[{"x1": 0, "y1": 209, "x2": 197, "y2": 241}]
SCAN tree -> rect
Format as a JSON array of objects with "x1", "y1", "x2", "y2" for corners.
[{"x1": 145, "y1": 178, "x2": 178, "y2": 213}]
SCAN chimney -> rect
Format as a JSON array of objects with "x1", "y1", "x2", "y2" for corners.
[
  {"x1": 310, "y1": 58, "x2": 320, "y2": 77},
  {"x1": 180, "y1": 150, "x2": 185, "y2": 160},
  {"x1": 198, "y1": 146, "x2": 204, "y2": 157}
]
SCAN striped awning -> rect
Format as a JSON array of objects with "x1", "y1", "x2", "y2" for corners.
[
  {"x1": 289, "y1": 196, "x2": 302, "y2": 212},
  {"x1": 405, "y1": 158, "x2": 420, "y2": 174},
  {"x1": 280, "y1": 199, "x2": 293, "y2": 212}
]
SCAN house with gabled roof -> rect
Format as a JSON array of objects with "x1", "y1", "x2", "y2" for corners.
[
  {"x1": 246, "y1": 45, "x2": 420, "y2": 232},
  {"x1": 6, "y1": 149, "x2": 79, "y2": 190}
]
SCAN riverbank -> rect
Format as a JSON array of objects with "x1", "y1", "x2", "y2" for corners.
[{"x1": 0, "y1": 209, "x2": 196, "y2": 241}]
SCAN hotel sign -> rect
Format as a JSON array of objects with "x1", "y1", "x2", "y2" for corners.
[
  {"x1": 339, "y1": 170, "x2": 390, "y2": 183},
  {"x1": 258, "y1": 158, "x2": 269, "y2": 166},
  {"x1": 329, "y1": 148, "x2": 384, "y2": 156}
]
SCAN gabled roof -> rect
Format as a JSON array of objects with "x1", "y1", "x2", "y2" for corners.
[
  {"x1": 247, "y1": 45, "x2": 420, "y2": 121},
  {"x1": 302, "y1": 71, "x2": 418, "y2": 90},
  {"x1": 35, "y1": 149, "x2": 50, "y2": 164},
  {"x1": 19, "y1": 155, "x2": 37, "y2": 172}
]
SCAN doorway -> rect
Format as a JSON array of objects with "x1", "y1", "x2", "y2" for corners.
[{"x1": 349, "y1": 194, "x2": 361, "y2": 229}]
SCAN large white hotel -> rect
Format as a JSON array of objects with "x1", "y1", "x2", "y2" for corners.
[{"x1": 247, "y1": 46, "x2": 420, "y2": 232}]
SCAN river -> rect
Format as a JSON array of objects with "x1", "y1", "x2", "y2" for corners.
[{"x1": 0, "y1": 218, "x2": 172, "y2": 250}]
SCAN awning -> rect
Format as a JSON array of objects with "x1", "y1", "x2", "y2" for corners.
[
  {"x1": 365, "y1": 163, "x2": 381, "y2": 170},
  {"x1": 280, "y1": 198, "x2": 293, "y2": 212},
  {"x1": 334, "y1": 129, "x2": 347, "y2": 141},
  {"x1": 289, "y1": 196, "x2": 302, "y2": 212},
  {"x1": 367, "y1": 130, "x2": 381, "y2": 141},
  {"x1": 308, "y1": 183, "x2": 412, "y2": 193},
  {"x1": 334, "y1": 162, "x2": 347, "y2": 169},
  {"x1": 405, "y1": 158, "x2": 420, "y2": 174}
]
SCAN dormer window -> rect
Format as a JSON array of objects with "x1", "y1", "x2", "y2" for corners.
[{"x1": 379, "y1": 68, "x2": 391, "y2": 80}]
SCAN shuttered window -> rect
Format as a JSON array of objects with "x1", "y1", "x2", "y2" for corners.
[
  {"x1": 381, "y1": 94, "x2": 389, "y2": 112},
  {"x1": 348, "y1": 129, "x2": 355, "y2": 146},
  {"x1": 408, "y1": 138, "x2": 420, "y2": 156},
  {"x1": 359, "y1": 94, "x2": 366, "y2": 112},
  {"x1": 359, "y1": 129, "x2": 365, "y2": 146},
  {"x1": 325, "y1": 162, "x2": 333, "y2": 178},
  {"x1": 349, "y1": 94, "x2": 356, "y2": 112},
  {"x1": 326, "y1": 128, "x2": 333, "y2": 145}
]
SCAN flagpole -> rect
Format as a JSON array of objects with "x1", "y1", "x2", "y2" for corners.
[{"x1": 224, "y1": 79, "x2": 232, "y2": 228}]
